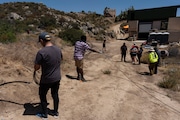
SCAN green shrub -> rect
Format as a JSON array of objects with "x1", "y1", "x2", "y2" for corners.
[
  {"x1": 0, "y1": 32, "x2": 16, "y2": 43},
  {"x1": 0, "y1": 20, "x2": 16, "y2": 43},
  {"x1": 59, "y1": 28, "x2": 84, "y2": 45},
  {"x1": 39, "y1": 16, "x2": 57, "y2": 29}
]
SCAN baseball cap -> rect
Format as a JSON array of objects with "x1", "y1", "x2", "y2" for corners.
[{"x1": 38, "y1": 32, "x2": 51, "y2": 42}]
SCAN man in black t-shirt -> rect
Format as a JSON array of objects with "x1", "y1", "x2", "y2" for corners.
[
  {"x1": 34, "y1": 32, "x2": 63, "y2": 119},
  {"x1": 102, "y1": 37, "x2": 106, "y2": 53},
  {"x1": 120, "y1": 43, "x2": 127, "y2": 62}
]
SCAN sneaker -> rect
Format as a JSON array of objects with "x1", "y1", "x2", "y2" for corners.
[
  {"x1": 81, "y1": 77, "x2": 87, "y2": 82},
  {"x1": 36, "y1": 113, "x2": 48, "y2": 120},
  {"x1": 77, "y1": 75, "x2": 81, "y2": 80},
  {"x1": 149, "y1": 73, "x2": 153, "y2": 76},
  {"x1": 53, "y1": 112, "x2": 59, "y2": 119}
]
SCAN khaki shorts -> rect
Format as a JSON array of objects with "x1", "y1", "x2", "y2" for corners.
[{"x1": 75, "y1": 59, "x2": 83, "y2": 69}]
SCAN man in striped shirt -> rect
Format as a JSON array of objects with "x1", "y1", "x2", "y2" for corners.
[{"x1": 74, "y1": 35, "x2": 100, "y2": 82}]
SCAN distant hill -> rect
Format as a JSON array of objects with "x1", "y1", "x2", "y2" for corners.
[{"x1": 0, "y1": 2, "x2": 116, "y2": 43}]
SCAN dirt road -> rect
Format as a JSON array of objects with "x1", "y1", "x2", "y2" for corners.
[{"x1": 0, "y1": 37, "x2": 180, "y2": 120}]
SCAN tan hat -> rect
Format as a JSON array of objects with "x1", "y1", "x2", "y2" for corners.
[{"x1": 149, "y1": 47, "x2": 155, "y2": 52}]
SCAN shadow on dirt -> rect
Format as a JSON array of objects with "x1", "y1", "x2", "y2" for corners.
[
  {"x1": 23, "y1": 102, "x2": 58, "y2": 117},
  {"x1": 65, "y1": 74, "x2": 92, "y2": 82},
  {"x1": 23, "y1": 103, "x2": 41, "y2": 115},
  {"x1": 65, "y1": 74, "x2": 78, "y2": 80},
  {"x1": 138, "y1": 72, "x2": 151, "y2": 75}
]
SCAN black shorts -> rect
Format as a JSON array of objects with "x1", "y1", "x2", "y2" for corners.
[{"x1": 130, "y1": 52, "x2": 137, "y2": 57}]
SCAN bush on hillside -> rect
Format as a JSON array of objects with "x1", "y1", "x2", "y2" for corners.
[
  {"x1": 0, "y1": 20, "x2": 16, "y2": 43},
  {"x1": 0, "y1": 32, "x2": 16, "y2": 43},
  {"x1": 58, "y1": 28, "x2": 84, "y2": 45},
  {"x1": 39, "y1": 16, "x2": 57, "y2": 30}
]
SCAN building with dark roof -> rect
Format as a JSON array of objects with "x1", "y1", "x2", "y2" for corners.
[{"x1": 127, "y1": 5, "x2": 180, "y2": 43}]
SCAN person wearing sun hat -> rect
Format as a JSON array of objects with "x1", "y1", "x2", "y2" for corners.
[
  {"x1": 148, "y1": 47, "x2": 159, "y2": 75},
  {"x1": 34, "y1": 32, "x2": 63, "y2": 119}
]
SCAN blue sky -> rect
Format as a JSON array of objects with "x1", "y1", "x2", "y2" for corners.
[{"x1": 0, "y1": 0, "x2": 180, "y2": 15}]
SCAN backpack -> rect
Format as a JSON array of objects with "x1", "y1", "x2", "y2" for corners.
[
  {"x1": 138, "y1": 48, "x2": 143, "y2": 54},
  {"x1": 131, "y1": 47, "x2": 138, "y2": 53}
]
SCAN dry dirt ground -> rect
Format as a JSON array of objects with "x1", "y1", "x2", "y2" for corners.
[{"x1": 0, "y1": 33, "x2": 180, "y2": 120}]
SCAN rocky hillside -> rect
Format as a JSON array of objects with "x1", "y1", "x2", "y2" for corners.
[{"x1": 0, "y1": 2, "x2": 116, "y2": 41}]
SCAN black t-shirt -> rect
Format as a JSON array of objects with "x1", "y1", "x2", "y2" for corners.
[
  {"x1": 121, "y1": 45, "x2": 127, "y2": 53},
  {"x1": 35, "y1": 46, "x2": 62, "y2": 84}
]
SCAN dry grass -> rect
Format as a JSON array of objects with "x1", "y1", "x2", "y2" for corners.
[
  {"x1": 158, "y1": 60, "x2": 180, "y2": 91},
  {"x1": 140, "y1": 47, "x2": 180, "y2": 91},
  {"x1": 102, "y1": 69, "x2": 111, "y2": 75}
]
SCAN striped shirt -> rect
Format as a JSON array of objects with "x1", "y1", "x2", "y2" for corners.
[{"x1": 74, "y1": 40, "x2": 90, "y2": 60}]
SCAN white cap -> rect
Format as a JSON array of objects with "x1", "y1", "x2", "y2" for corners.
[{"x1": 149, "y1": 47, "x2": 155, "y2": 52}]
